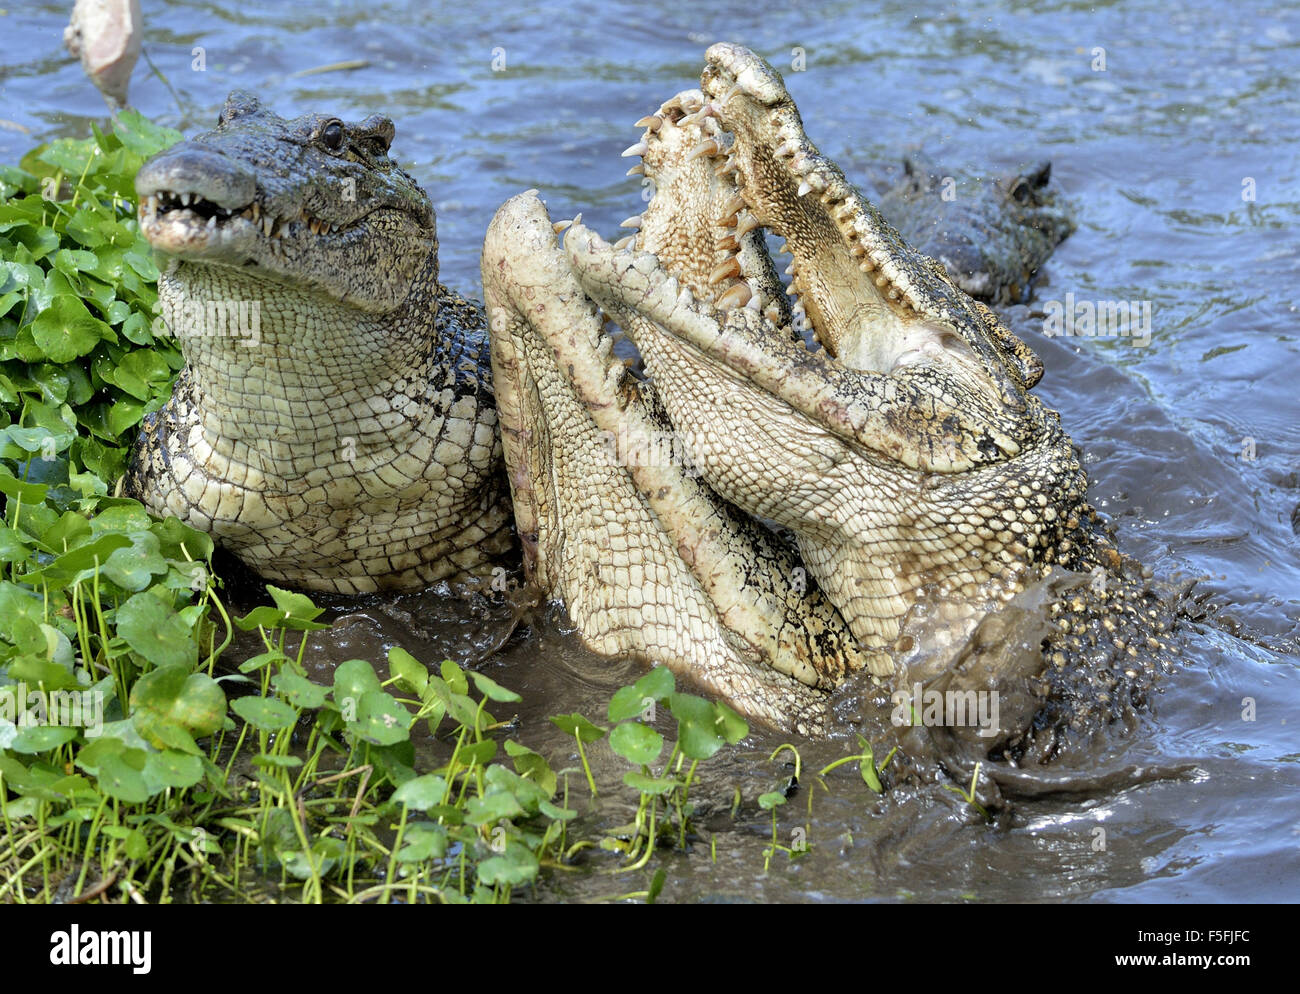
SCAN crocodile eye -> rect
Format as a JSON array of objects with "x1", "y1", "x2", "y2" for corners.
[
  {"x1": 1010, "y1": 178, "x2": 1032, "y2": 204},
  {"x1": 321, "y1": 121, "x2": 345, "y2": 152}
]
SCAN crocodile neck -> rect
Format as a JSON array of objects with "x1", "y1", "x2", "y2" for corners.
[{"x1": 159, "y1": 254, "x2": 449, "y2": 474}]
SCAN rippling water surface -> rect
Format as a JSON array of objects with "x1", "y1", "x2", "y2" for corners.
[{"x1": 3, "y1": 0, "x2": 1298, "y2": 901}]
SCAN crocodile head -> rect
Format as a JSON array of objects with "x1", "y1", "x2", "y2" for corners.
[
  {"x1": 136, "y1": 91, "x2": 435, "y2": 312},
  {"x1": 877, "y1": 152, "x2": 1077, "y2": 304},
  {"x1": 561, "y1": 44, "x2": 1092, "y2": 665}
]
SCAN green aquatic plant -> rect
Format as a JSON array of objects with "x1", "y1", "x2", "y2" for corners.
[
  {"x1": 0, "y1": 114, "x2": 579, "y2": 903},
  {"x1": 0, "y1": 110, "x2": 868, "y2": 904},
  {"x1": 550, "y1": 666, "x2": 749, "y2": 879},
  {"x1": 942, "y1": 761, "x2": 990, "y2": 823}
]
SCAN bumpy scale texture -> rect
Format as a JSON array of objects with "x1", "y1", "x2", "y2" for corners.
[{"x1": 127, "y1": 93, "x2": 514, "y2": 593}]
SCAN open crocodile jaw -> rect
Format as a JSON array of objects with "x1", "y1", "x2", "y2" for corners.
[
  {"x1": 547, "y1": 46, "x2": 1099, "y2": 698},
  {"x1": 698, "y1": 44, "x2": 1041, "y2": 406}
]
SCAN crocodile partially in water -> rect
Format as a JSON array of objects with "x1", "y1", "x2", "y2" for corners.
[
  {"x1": 128, "y1": 92, "x2": 515, "y2": 594},
  {"x1": 482, "y1": 45, "x2": 1180, "y2": 760},
  {"x1": 875, "y1": 152, "x2": 1076, "y2": 304},
  {"x1": 128, "y1": 53, "x2": 1175, "y2": 760}
]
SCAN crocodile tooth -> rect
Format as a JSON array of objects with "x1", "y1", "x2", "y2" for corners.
[
  {"x1": 716, "y1": 235, "x2": 739, "y2": 251},
  {"x1": 181, "y1": 193, "x2": 192, "y2": 207},
  {"x1": 678, "y1": 105, "x2": 715, "y2": 128},
  {"x1": 721, "y1": 193, "x2": 746, "y2": 217},
  {"x1": 775, "y1": 140, "x2": 799, "y2": 158},
  {"x1": 206, "y1": 215, "x2": 217, "y2": 230},
  {"x1": 262, "y1": 216, "x2": 273, "y2": 237},
  {"x1": 688, "y1": 139, "x2": 720, "y2": 161},
  {"x1": 709, "y1": 258, "x2": 741, "y2": 284},
  {"x1": 613, "y1": 235, "x2": 634, "y2": 251},
  {"x1": 797, "y1": 180, "x2": 812, "y2": 197},
  {"x1": 716, "y1": 283, "x2": 751, "y2": 309},
  {"x1": 763, "y1": 303, "x2": 782, "y2": 324},
  {"x1": 621, "y1": 141, "x2": 649, "y2": 158},
  {"x1": 634, "y1": 114, "x2": 662, "y2": 131},
  {"x1": 626, "y1": 164, "x2": 645, "y2": 176},
  {"x1": 619, "y1": 216, "x2": 642, "y2": 230},
  {"x1": 874, "y1": 275, "x2": 888, "y2": 289},
  {"x1": 745, "y1": 286, "x2": 762, "y2": 310},
  {"x1": 251, "y1": 203, "x2": 261, "y2": 222},
  {"x1": 735, "y1": 214, "x2": 760, "y2": 237},
  {"x1": 714, "y1": 157, "x2": 735, "y2": 177},
  {"x1": 784, "y1": 262, "x2": 796, "y2": 276},
  {"x1": 721, "y1": 83, "x2": 742, "y2": 106},
  {"x1": 552, "y1": 219, "x2": 573, "y2": 234}
]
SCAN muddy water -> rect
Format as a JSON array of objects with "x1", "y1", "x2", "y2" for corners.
[{"x1": 4, "y1": 0, "x2": 1298, "y2": 901}]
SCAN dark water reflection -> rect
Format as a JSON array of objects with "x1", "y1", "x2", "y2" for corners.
[{"x1": 3, "y1": 0, "x2": 1298, "y2": 901}]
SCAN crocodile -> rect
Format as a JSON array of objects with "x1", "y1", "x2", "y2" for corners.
[
  {"x1": 126, "y1": 65, "x2": 1165, "y2": 756},
  {"x1": 874, "y1": 152, "x2": 1076, "y2": 304},
  {"x1": 127, "y1": 92, "x2": 515, "y2": 594},
  {"x1": 484, "y1": 45, "x2": 1180, "y2": 760}
]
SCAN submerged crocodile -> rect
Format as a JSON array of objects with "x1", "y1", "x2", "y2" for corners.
[
  {"x1": 482, "y1": 45, "x2": 1179, "y2": 760},
  {"x1": 875, "y1": 152, "x2": 1076, "y2": 304},
  {"x1": 127, "y1": 60, "x2": 1171, "y2": 761},
  {"x1": 127, "y1": 92, "x2": 515, "y2": 594}
]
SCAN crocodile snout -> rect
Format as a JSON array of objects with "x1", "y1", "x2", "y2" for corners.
[{"x1": 136, "y1": 143, "x2": 255, "y2": 210}]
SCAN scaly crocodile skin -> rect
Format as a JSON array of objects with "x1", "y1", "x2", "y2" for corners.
[
  {"x1": 126, "y1": 93, "x2": 514, "y2": 593},
  {"x1": 487, "y1": 45, "x2": 1179, "y2": 757}
]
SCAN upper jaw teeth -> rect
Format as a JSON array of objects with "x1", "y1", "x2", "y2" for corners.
[{"x1": 139, "y1": 191, "x2": 343, "y2": 240}]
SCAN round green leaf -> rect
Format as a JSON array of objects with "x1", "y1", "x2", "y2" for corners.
[
  {"x1": 231, "y1": 695, "x2": 298, "y2": 731},
  {"x1": 392, "y1": 773, "x2": 448, "y2": 811},
  {"x1": 348, "y1": 690, "x2": 410, "y2": 746},
  {"x1": 387, "y1": 646, "x2": 428, "y2": 696},
  {"x1": 272, "y1": 670, "x2": 328, "y2": 710},
  {"x1": 116, "y1": 592, "x2": 196, "y2": 669},
  {"x1": 8, "y1": 724, "x2": 78, "y2": 754},
  {"x1": 609, "y1": 721, "x2": 663, "y2": 766},
  {"x1": 669, "y1": 693, "x2": 724, "y2": 761},
  {"x1": 128, "y1": 665, "x2": 225, "y2": 744},
  {"x1": 143, "y1": 749, "x2": 204, "y2": 789},
  {"x1": 549, "y1": 712, "x2": 607, "y2": 743},
  {"x1": 470, "y1": 670, "x2": 521, "y2": 703},
  {"x1": 476, "y1": 843, "x2": 539, "y2": 886},
  {"x1": 98, "y1": 752, "x2": 152, "y2": 802},
  {"x1": 623, "y1": 771, "x2": 681, "y2": 796}
]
